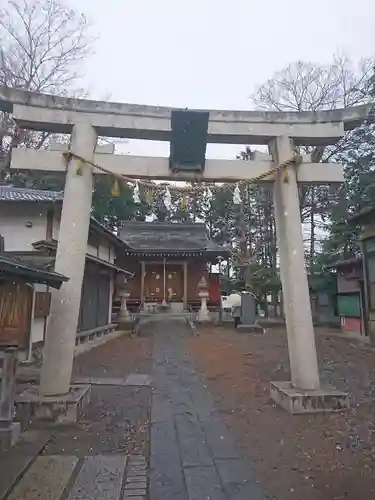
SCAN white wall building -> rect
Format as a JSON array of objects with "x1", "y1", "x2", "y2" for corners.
[{"x1": 0, "y1": 185, "x2": 130, "y2": 358}]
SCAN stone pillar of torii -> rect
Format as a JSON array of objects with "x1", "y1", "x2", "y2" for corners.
[{"x1": 0, "y1": 87, "x2": 370, "y2": 414}]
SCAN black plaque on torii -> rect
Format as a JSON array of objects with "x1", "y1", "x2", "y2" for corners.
[{"x1": 169, "y1": 109, "x2": 209, "y2": 173}]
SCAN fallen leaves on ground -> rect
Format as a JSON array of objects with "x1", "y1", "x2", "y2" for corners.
[{"x1": 188, "y1": 327, "x2": 375, "y2": 500}]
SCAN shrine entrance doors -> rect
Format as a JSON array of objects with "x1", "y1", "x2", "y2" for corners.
[{"x1": 144, "y1": 263, "x2": 183, "y2": 302}]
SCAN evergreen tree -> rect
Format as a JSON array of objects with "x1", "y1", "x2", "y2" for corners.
[
  {"x1": 91, "y1": 178, "x2": 149, "y2": 230},
  {"x1": 322, "y1": 72, "x2": 375, "y2": 260}
]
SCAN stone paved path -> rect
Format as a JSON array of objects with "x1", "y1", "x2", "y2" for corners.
[
  {"x1": 149, "y1": 319, "x2": 263, "y2": 500},
  {"x1": 3, "y1": 320, "x2": 264, "y2": 499}
]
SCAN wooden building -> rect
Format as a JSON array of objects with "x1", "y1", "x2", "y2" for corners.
[
  {"x1": 325, "y1": 257, "x2": 365, "y2": 336},
  {"x1": 348, "y1": 207, "x2": 375, "y2": 342},
  {"x1": 0, "y1": 185, "x2": 131, "y2": 351},
  {"x1": 0, "y1": 239, "x2": 68, "y2": 354},
  {"x1": 29, "y1": 235, "x2": 131, "y2": 332},
  {"x1": 116, "y1": 221, "x2": 229, "y2": 310}
]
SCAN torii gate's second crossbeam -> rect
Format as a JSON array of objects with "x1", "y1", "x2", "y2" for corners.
[{"x1": 1, "y1": 87, "x2": 369, "y2": 415}]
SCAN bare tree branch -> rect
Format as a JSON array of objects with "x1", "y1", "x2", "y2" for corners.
[
  {"x1": 0, "y1": 0, "x2": 94, "y2": 180},
  {"x1": 252, "y1": 54, "x2": 374, "y2": 113},
  {"x1": 0, "y1": 0, "x2": 94, "y2": 93},
  {"x1": 250, "y1": 52, "x2": 375, "y2": 270}
]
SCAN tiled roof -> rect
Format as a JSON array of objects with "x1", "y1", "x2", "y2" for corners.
[
  {"x1": 119, "y1": 221, "x2": 229, "y2": 255},
  {"x1": 324, "y1": 256, "x2": 363, "y2": 270},
  {"x1": 0, "y1": 186, "x2": 228, "y2": 256},
  {"x1": 0, "y1": 185, "x2": 124, "y2": 247},
  {"x1": 0, "y1": 185, "x2": 63, "y2": 202},
  {"x1": 0, "y1": 253, "x2": 68, "y2": 289}
]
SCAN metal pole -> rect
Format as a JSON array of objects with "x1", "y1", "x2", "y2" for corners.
[{"x1": 0, "y1": 348, "x2": 18, "y2": 430}]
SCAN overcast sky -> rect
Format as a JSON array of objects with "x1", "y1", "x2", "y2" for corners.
[{"x1": 71, "y1": 0, "x2": 375, "y2": 158}]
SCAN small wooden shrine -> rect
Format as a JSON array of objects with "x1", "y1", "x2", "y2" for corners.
[
  {"x1": 116, "y1": 221, "x2": 229, "y2": 310},
  {"x1": 0, "y1": 235, "x2": 68, "y2": 350}
]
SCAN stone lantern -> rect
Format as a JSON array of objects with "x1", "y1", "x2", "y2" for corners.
[
  {"x1": 197, "y1": 276, "x2": 211, "y2": 323},
  {"x1": 117, "y1": 276, "x2": 133, "y2": 328}
]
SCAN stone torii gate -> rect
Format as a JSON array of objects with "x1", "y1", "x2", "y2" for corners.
[{"x1": 0, "y1": 87, "x2": 370, "y2": 415}]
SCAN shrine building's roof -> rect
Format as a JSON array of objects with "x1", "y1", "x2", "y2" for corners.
[{"x1": 119, "y1": 221, "x2": 229, "y2": 258}]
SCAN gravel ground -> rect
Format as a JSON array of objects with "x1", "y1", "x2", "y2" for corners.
[
  {"x1": 73, "y1": 334, "x2": 152, "y2": 379},
  {"x1": 44, "y1": 334, "x2": 153, "y2": 457},
  {"x1": 188, "y1": 326, "x2": 375, "y2": 500}
]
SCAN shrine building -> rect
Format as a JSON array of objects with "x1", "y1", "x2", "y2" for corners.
[{"x1": 116, "y1": 221, "x2": 229, "y2": 311}]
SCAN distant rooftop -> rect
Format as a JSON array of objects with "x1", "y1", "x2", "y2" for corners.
[
  {"x1": 347, "y1": 206, "x2": 375, "y2": 225},
  {"x1": 0, "y1": 184, "x2": 63, "y2": 202},
  {"x1": 325, "y1": 256, "x2": 363, "y2": 271}
]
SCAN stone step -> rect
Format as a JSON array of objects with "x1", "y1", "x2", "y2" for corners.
[
  {"x1": 7, "y1": 455, "x2": 78, "y2": 500},
  {"x1": 6, "y1": 454, "x2": 148, "y2": 500},
  {"x1": 0, "y1": 431, "x2": 51, "y2": 500}
]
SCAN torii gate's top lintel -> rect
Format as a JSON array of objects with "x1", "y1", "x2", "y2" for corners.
[{"x1": 0, "y1": 86, "x2": 371, "y2": 146}]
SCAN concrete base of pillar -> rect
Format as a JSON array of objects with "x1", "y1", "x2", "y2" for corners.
[
  {"x1": 237, "y1": 324, "x2": 264, "y2": 334},
  {"x1": 15, "y1": 385, "x2": 91, "y2": 425},
  {"x1": 270, "y1": 381, "x2": 350, "y2": 414},
  {"x1": 0, "y1": 422, "x2": 21, "y2": 451},
  {"x1": 196, "y1": 315, "x2": 212, "y2": 324}
]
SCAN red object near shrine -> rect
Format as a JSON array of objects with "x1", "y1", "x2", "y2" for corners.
[{"x1": 208, "y1": 273, "x2": 221, "y2": 304}]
